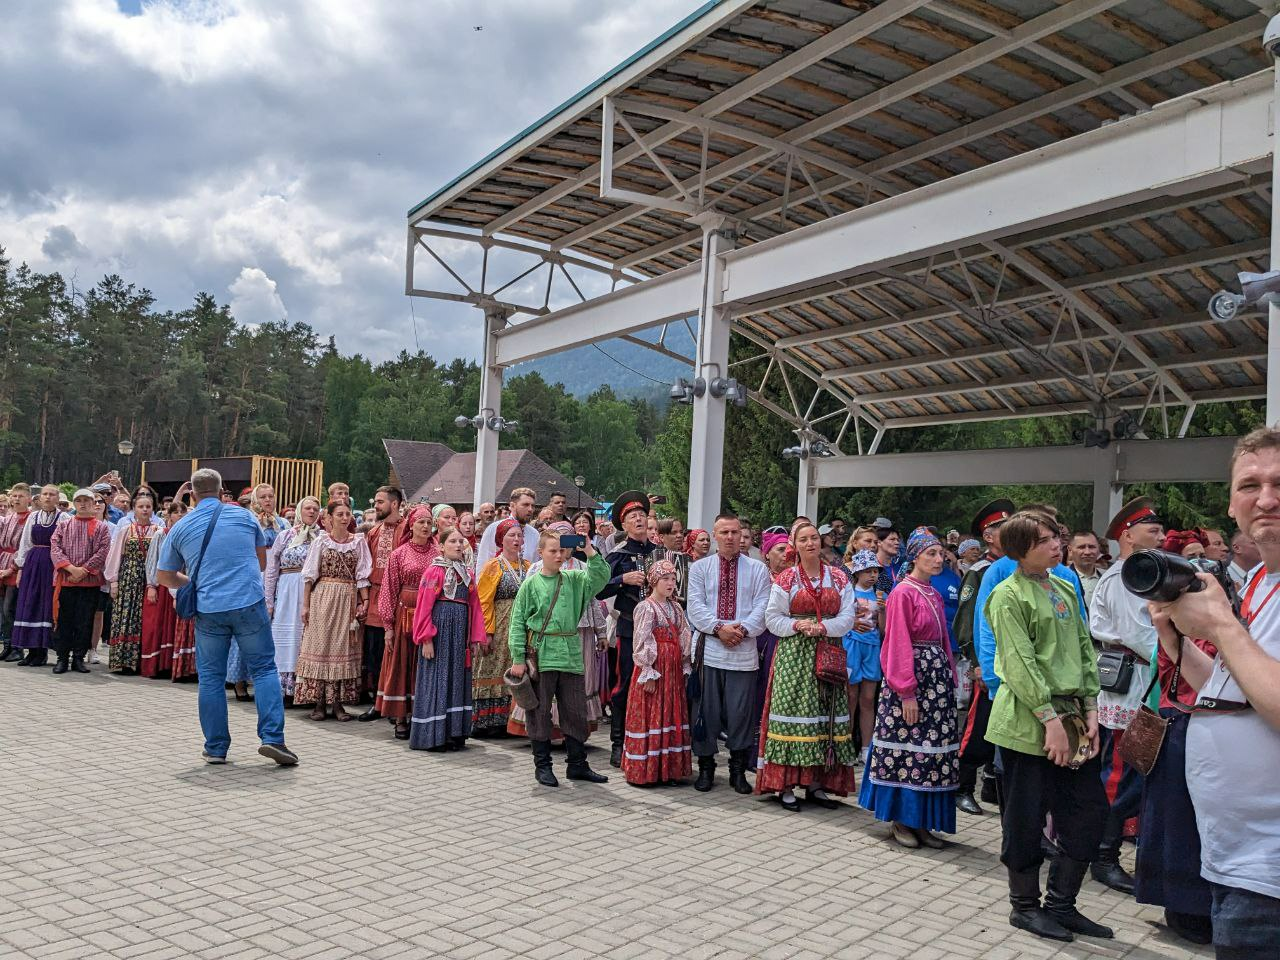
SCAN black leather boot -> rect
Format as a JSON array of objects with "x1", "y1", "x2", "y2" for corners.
[
  {"x1": 0, "y1": 642, "x2": 18, "y2": 662},
  {"x1": 956, "y1": 792, "x2": 983, "y2": 815},
  {"x1": 565, "y1": 737, "x2": 608, "y2": 783},
  {"x1": 17, "y1": 649, "x2": 38, "y2": 666},
  {"x1": 608, "y1": 710, "x2": 624, "y2": 768},
  {"x1": 71, "y1": 653, "x2": 90, "y2": 674},
  {"x1": 1164, "y1": 909, "x2": 1212, "y2": 945},
  {"x1": 1091, "y1": 812, "x2": 1135, "y2": 894},
  {"x1": 694, "y1": 756, "x2": 716, "y2": 792},
  {"x1": 727, "y1": 751, "x2": 752, "y2": 795},
  {"x1": 1046, "y1": 857, "x2": 1114, "y2": 938},
  {"x1": 1008, "y1": 867, "x2": 1072, "y2": 942},
  {"x1": 532, "y1": 740, "x2": 558, "y2": 787},
  {"x1": 51, "y1": 654, "x2": 70, "y2": 675}
]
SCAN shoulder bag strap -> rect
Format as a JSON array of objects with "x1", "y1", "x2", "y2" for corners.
[
  {"x1": 534, "y1": 574, "x2": 563, "y2": 646},
  {"x1": 188, "y1": 504, "x2": 225, "y2": 592}
]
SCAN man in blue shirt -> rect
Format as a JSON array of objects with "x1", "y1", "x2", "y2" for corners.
[{"x1": 158, "y1": 468, "x2": 296, "y2": 766}]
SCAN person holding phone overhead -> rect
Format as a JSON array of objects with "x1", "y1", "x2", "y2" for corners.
[
  {"x1": 528, "y1": 521, "x2": 610, "y2": 733},
  {"x1": 508, "y1": 529, "x2": 611, "y2": 787}
]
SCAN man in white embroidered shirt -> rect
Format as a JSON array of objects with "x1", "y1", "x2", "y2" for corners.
[
  {"x1": 1088, "y1": 497, "x2": 1164, "y2": 894},
  {"x1": 687, "y1": 514, "x2": 771, "y2": 794},
  {"x1": 1150, "y1": 425, "x2": 1280, "y2": 960}
]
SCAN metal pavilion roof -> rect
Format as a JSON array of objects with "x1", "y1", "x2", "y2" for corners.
[{"x1": 407, "y1": 0, "x2": 1274, "y2": 436}]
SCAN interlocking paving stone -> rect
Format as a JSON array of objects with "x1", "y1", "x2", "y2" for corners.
[{"x1": 2, "y1": 660, "x2": 1211, "y2": 960}]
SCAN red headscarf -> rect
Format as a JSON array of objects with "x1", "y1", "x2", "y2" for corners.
[
  {"x1": 683, "y1": 528, "x2": 707, "y2": 556},
  {"x1": 494, "y1": 517, "x2": 520, "y2": 550},
  {"x1": 401, "y1": 504, "x2": 432, "y2": 547},
  {"x1": 1162, "y1": 529, "x2": 1206, "y2": 557}
]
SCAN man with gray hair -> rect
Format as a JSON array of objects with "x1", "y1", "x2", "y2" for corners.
[{"x1": 158, "y1": 468, "x2": 297, "y2": 766}]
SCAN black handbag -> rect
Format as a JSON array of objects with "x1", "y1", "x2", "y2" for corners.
[{"x1": 1096, "y1": 648, "x2": 1134, "y2": 693}]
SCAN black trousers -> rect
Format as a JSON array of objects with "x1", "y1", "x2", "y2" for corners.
[
  {"x1": 362, "y1": 626, "x2": 386, "y2": 696},
  {"x1": 958, "y1": 681, "x2": 996, "y2": 792},
  {"x1": 528, "y1": 670, "x2": 588, "y2": 743},
  {"x1": 53, "y1": 588, "x2": 100, "y2": 656},
  {"x1": 609, "y1": 628, "x2": 635, "y2": 744},
  {"x1": 0, "y1": 583, "x2": 17, "y2": 642},
  {"x1": 1000, "y1": 748, "x2": 1107, "y2": 872}
]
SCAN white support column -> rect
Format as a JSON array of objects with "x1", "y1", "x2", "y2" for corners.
[
  {"x1": 472, "y1": 307, "x2": 508, "y2": 510},
  {"x1": 1092, "y1": 447, "x2": 1124, "y2": 552},
  {"x1": 797, "y1": 457, "x2": 819, "y2": 522},
  {"x1": 686, "y1": 215, "x2": 736, "y2": 530},
  {"x1": 1269, "y1": 58, "x2": 1280, "y2": 427}
]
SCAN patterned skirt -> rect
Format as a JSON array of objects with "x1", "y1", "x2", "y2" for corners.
[
  {"x1": 755, "y1": 634, "x2": 857, "y2": 795},
  {"x1": 109, "y1": 548, "x2": 147, "y2": 673},
  {"x1": 622, "y1": 635, "x2": 691, "y2": 785},
  {"x1": 374, "y1": 589, "x2": 418, "y2": 720},
  {"x1": 171, "y1": 615, "x2": 197, "y2": 681},
  {"x1": 858, "y1": 643, "x2": 959, "y2": 832},
  {"x1": 140, "y1": 586, "x2": 174, "y2": 678},
  {"x1": 582, "y1": 628, "x2": 604, "y2": 724},
  {"x1": 409, "y1": 599, "x2": 473, "y2": 749},
  {"x1": 271, "y1": 571, "x2": 304, "y2": 695},
  {"x1": 293, "y1": 580, "x2": 361, "y2": 706},
  {"x1": 471, "y1": 597, "x2": 513, "y2": 731}
]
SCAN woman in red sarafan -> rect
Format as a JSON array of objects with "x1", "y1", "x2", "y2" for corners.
[{"x1": 622, "y1": 558, "x2": 693, "y2": 787}]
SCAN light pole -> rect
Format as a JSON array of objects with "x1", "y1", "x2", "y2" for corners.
[
  {"x1": 117, "y1": 439, "x2": 135, "y2": 487},
  {"x1": 574, "y1": 475, "x2": 585, "y2": 511}
]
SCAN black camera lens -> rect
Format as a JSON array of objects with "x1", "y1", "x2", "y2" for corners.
[{"x1": 1121, "y1": 549, "x2": 1202, "y2": 602}]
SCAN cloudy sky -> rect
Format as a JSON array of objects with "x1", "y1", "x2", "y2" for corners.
[{"x1": 2, "y1": 0, "x2": 707, "y2": 363}]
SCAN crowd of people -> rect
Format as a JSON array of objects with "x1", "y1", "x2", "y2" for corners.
[{"x1": 1, "y1": 429, "x2": 1278, "y2": 959}]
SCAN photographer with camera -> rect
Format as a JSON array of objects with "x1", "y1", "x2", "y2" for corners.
[
  {"x1": 1146, "y1": 427, "x2": 1280, "y2": 959},
  {"x1": 1087, "y1": 498, "x2": 1164, "y2": 895}
]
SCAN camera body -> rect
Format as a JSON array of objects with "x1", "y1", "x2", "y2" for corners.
[{"x1": 1121, "y1": 549, "x2": 1238, "y2": 615}]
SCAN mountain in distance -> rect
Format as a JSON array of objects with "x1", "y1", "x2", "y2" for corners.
[{"x1": 520, "y1": 333, "x2": 694, "y2": 402}]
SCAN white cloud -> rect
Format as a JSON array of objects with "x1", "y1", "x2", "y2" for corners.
[
  {"x1": 1, "y1": 0, "x2": 708, "y2": 363},
  {"x1": 228, "y1": 265, "x2": 286, "y2": 326}
]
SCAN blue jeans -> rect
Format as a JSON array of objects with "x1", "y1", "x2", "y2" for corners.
[
  {"x1": 1211, "y1": 882, "x2": 1280, "y2": 959},
  {"x1": 194, "y1": 600, "x2": 284, "y2": 757}
]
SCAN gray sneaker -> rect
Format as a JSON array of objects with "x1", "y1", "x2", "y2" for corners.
[
  {"x1": 202, "y1": 751, "x2": 227, "y2": 764},
  {"x1": 258, "y1": 743, "x2": 298, "y2": 766}
]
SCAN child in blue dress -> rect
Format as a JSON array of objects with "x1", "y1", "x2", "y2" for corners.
[{"x1": 843, "y1": 549, "x2": 885, "y2": 759}]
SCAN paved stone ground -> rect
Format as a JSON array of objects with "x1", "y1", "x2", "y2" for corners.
[{"x1": 2, "y1": 661, "x2": 1211, "y2": 960}]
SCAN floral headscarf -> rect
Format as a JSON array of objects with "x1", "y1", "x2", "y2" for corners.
[
  {"x1": 905, "y1": 528, "x2": 941, "y2": 564},
  {"x1": 292, "y1": 496, "x2": 323, "y2": 545},
  {"x1": 647, "y1": 557, "x2": 677, "y2": 587}
]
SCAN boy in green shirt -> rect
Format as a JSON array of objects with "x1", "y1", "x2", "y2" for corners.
[
  {"x1": 509, "y1": 529, "x2": 611, "y2": 787},
  {"x1": 984, "y1": 511, "x2": 1110, "y2": 944}
]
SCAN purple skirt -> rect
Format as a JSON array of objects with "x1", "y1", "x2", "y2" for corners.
[{"x1": 13, "y1": 548, "x2": 54, "y2": 649}]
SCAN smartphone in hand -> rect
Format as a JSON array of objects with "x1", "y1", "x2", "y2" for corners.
[{"x1": 559, "y1": 534, "x2": 586, "y2": 550}]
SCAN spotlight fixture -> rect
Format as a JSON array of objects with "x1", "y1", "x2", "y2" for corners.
[
  {"x1": 1111, "y1": 413, "x2": 1142, "y2": 441},
  {"x1": 455, "y1": 412, "x2": 518, "y2": 432},
  {"x1": 669, "y1": 376, "x2": 706, "y2": 405},
  {"x1": 709, "y1": 377, "x2": 748, "y2": 408},
  {"x1": 781, "y1": 445, "x2": 809, "y2": 460}
]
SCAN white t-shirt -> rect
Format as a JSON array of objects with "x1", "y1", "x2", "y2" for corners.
[{"x1": 1185, "y1": 564, "x2": 1280, "y2": 899}]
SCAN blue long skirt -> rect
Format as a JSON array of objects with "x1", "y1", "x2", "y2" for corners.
[
  {"x1": 409, "y1": 598, "x2": 473, "y2": 750},
  {"x1": 858, "y1": 643, "x2": 958, "y2": 833},
  {"x1": 1134, "y1": 709, "x2": 1212, "y2": 916}
]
